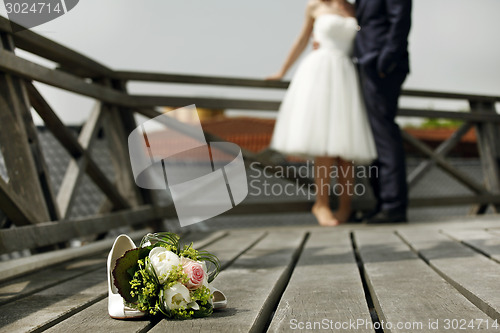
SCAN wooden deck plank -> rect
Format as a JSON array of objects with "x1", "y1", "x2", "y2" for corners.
[
  {"x1": 268, "y1": 230, "x2": 372, "y2": 333},
  {"x1": 355, "y1": 230, "x2": 494, "y2": 332},
  {"x1": 0, "y1": 252, "x2": 106, "y2": 307},
  {"x1": 150, "y1": 230, "x2": 306, "y2": 333},
  {"x1": 0, "y1": 207, "x2": 162, "y2": 255},
  {"x1": 488, "y1": 228, "x2": 500, "y2": 237},
  {"x1": 0, "y1": 230, "x2": 149, "y2": 283},
  {"x1": 398, "y1": 229, "x2": 500, "y2": 321},
  {"x1": 189, "y1": 230, "x2": 229, "y2": 250},
  {"x1": 443, "y1": 229, "x2": 500, "y2": 263},
  {"x1": 44, "y1": 298, "x2": 156, "y2": 333},
  {"x1": 0, "y1": 267, "x2": 108, "y2": 333},
  {"x1": 2, "y1": 222, "x2": 500, "y2": 332},
  {"x1": 44, "y1": 230, "x2": 266, "y2": 333},
  {"x1": 201, "y1": 230, "x2": 267, "y2": 269},
  {"x1": 0, "y1": 231, "x2": 222, "y2": 332}
]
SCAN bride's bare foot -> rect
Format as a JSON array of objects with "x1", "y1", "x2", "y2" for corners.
[
  {"x1": 312, "y1": 204, "x2": 338, "y2": 226},
  {"x1": 333, "y1": 209, "x2": 352, "y2": 225}
]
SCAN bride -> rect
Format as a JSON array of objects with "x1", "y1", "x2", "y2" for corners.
[{"x1": 267, "y1": 0, "x2": 377, "y2": 226}]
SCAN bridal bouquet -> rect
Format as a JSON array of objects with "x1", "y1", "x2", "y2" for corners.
[{"x1": 112, "y1": 232, "x2": 220, "y2": 319}]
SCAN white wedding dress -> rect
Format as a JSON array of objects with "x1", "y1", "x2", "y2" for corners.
[{"x1": 270, "y1": 14, "x2": 377, "y2": 165}]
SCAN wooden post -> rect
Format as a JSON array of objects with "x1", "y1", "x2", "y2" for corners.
[
  {"x1": 407, "y1": 123, "x2": 474, "y2": 188},
  {"x1": 0, "y1": 32, "x2": 53, "y2": 224},
  {"x1": 401, "y1": 131, "x2": 488, "y2": 195},
  {"x1": 26, "y1": 82, "x2": 131, "y2": 212},
  {"x1": 56, "y1": 102, "x2": 104, "y2": 218},
  {"x1": 98, "y1": 78, "x2": 163, "y2": 230},
  {"x1": 470, "y1": 100, "x2": 500, "y2": 213}
]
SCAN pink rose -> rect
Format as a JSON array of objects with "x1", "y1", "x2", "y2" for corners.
[{"x1": 181, "y1": 258, "x2": 206, "y2": 290}]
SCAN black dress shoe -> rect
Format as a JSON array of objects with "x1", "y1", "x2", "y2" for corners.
[
  {"x1": 362, "y1": 209, "x2": 381, "y2": 221},
  {"x1": 346, "y1": 211, "x2": 364, "y2": 223},
  {"x1": 365, "y1": 209, "x2": 407, "y2": 224}
]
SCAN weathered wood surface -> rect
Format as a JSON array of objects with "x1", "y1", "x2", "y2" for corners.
[
  {"x1": 42, "y1": 230, "x2": 266, "y2": 333},
  {"x1": 443, "y1": 229, "x2": 500, "y2": 263},
  {"x1": 26, "y1": 82, "x2": 132, "y2": 212},
  {"x1": 96, "y1": 79, "x2": 148, "y2": 217},
  {"x1": 2, "y1": 48, "x2": 500, "y2": 121},
  {"x1": 0, "y1": 230, "x2": 150, "y2": 284},
  {"x1": 0, "y1": 201, "x2": 318, "y2": 254},
  {"x1": 398, "y1": 108, "x2": 500, "y2": 123},
  {"x1": 56, "y1": 102, "x2": 104, "y2": 218},
  {"x1": 355, "y1": 229, "x2": 496, "y2": 332},
  {"x1": 268, "y1": 231, "x2": 372, "y2": 333},
  {"x1": 471, "y1": 101, "x2": 500, "y2": 213},
  {"x1": 0, "y1": 38, "x2": 51, "y2": 225},
  {"x1": 0, "y1": 177, "x2": 40, "y2": 227},
  {"x1": 151, "y1": 230, "x2": 306, "y2": 333},
  {"x1": 489, "y1": 229, "x2": 500, "y2": 237},
  {"x1": 0, "y1": 49, "x2": 127, "y2": 105},
  {"x1": 0, "y1": 252, "x2": 107, "y2": 307},
  {"x1": 0, "y1": 17, "x2": 113, "y2": 79},
  {"x1": 0, "y1": 231, "x2": 223, "y2": 332},
  {"x1": 402, "y1": 131, "x2": 487, "y2": 195},
  {"x1": 2, "y1": 34, "x2": 60, "y2": 222},
  {"x1": 399, "y1": 229, "x2": 500, "y2": 320},
  {"x1": 115, "y1": 71, "x2": 289, "y2": 89},
  {"x1": 2, "y1": 219, "x2": 500, "y2": 332},
  {"x1": 1, "y1": 19, "x2": 499, "y2": 233},
  {"x1": 0, "y1": 268, "x2": 108, "y2": 333},
  {"x1": 0, "y1": 206, "x2": 163, "y2": 254},
  {"x1": 408, "y1": 122, "x2": 475, "y2": 188},
  {"x1": 116, "y1": 70, "x2": 500, "y2": 104}
]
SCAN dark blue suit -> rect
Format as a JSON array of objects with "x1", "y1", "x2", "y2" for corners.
[{"x1": 355, "y1": 0, "x2": 412, "y2": 214}]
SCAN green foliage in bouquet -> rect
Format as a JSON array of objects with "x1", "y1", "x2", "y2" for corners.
[
  {"x1": 112, "y1": 246, "x2": 151, "y2": 303},
  {"x1": 128, "y1": 257, "x2": 160, "y2": 313},
  {"x1": 140, "y1": 232, "x2": 181, "y2": 253},
  {"x1": 112, "y1": 232, "x2": 221, "y2": 319}
]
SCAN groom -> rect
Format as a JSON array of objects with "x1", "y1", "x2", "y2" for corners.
[{"x1": 355, "y1": 0, "x2": 412, "y2": 223}]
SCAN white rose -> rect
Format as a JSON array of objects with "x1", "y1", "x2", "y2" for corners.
[
  {"x1": 149, "y1": 247, "x2": 180, "y2": 284},
  {"x1": 164, "y1": 283, "x2": 191, "y2": 310}
]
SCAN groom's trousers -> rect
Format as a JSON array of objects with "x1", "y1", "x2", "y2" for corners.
[{"x1": 360, "y1": 67, "x2": 408, "y2": 213}]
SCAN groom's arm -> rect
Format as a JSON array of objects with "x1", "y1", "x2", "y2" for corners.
[{"x1": 377, "y1": 0, "x2": 412, "y2": 76}]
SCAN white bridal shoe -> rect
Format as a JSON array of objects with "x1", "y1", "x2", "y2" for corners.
[
  {"x1": 211, "y1": 287, "x2": 227, "y2": 309},
  {"x1": 107, "y1": 234, "x2": 146, "y2": 319}
]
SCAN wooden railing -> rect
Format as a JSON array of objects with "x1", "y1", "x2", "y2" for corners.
[{"x1": 0, "y1": 16, "x2": 499, "y2": 255}]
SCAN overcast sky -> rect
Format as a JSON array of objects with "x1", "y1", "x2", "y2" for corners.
[{"x1": 1, "y1": 0, "x2": 499, "y2": 124}]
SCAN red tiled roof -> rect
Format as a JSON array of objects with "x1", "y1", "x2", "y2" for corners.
[
  {"x1": 201, "y1": 117, "x2": 275, "y2": 153},
  {"x1": 146, "y1": 117, "x2": 478, "y2": 161},
  {"x1": 404, "y1": 128, "x2": 476, "y2": 143}
]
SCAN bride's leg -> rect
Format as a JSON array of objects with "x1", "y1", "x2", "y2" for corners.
[
  {"x1": 312, "y1": 156, "x2": 337, "y2": 226},
  {"x1": 333, "y1": 158, "x2": 353, "y2": 224}
]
